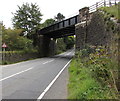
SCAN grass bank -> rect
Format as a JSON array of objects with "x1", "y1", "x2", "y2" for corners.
[
  {"x1": 100, "y1": 3, "x2": 120, "y2": 20},
  {"x1": 68, "y1": 46, "x2": 119, "y2": 99}
]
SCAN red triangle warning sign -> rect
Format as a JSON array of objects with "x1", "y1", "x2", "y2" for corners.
[{"x1": 2, "y1": 43, "x2": 7, "y2": 48}]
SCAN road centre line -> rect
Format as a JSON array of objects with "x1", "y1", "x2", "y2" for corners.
[
  {"x1": 0, "y1": 67, "x2": 33, "y2": 82},
  {"x1": 1, "y1": 58, "x2": 42, "y2": 68},
  {"x1": 1, "y1": 51, "x2": 72, "y2": 82},
  {"x1": 2, "y1": 51, "x2": 71, "y2": 68},
  {"x1": 42, "y1": 59, "x2": 54, "y2": 64},
  {"x1": 64, "y1": 52, "x2": 72, "y2": 56},
  {"x1": 37, "y1": 59, "x2": 72, "y2": 100},
  {"x1": 1, "y1": 59, "x2": 55, "y2": 81}
]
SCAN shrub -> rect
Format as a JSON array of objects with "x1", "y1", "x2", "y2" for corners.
[
  {"x1": 56, "y1": 38, "x2": 66, "y2": 54},
  {"x1": 68, "y1": 46, "x2": 119, "y2": 99},
  {"x1": 2, "y1": 28, "x2": 34, "y2": 51}
]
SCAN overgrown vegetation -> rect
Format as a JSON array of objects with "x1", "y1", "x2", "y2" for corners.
[
  {"x1": 12, "y1": 3, "x2": 42, "y2": 39},
  {"x1": 56, "y1": 38, "x2": 66, "y2": 54},
  {"x1": 1, "y1": 50, "x2": 39, "y2": 65},
  {"x1": 68, "y1": 46, "x2": 119, "y2": 99},
  {"x1": 100, "y1": 3, "x2": 120, "y2": 20},
  {"x1": 1, "y1": 24, "x2": 39, "y2": 65},
  {"x1": 68, "y1": 4, "x2": 119, "y2": 99},
  {"x1": 56, "y1": 36, "x2": 75, "y2": 54},
  {"x1": 2, "y1": 26, "x2": 35, "y2": 51}
]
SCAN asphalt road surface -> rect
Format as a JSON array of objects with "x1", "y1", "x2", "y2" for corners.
[{"x1": 1, "y1": 49, "x2": 74, "y2": 100}]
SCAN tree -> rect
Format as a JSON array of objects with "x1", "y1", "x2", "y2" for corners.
[
  {"x1": 55, "y1": 13, "x2": 65, "y2": 22},
  {"x1": 12, "y1": 3, "x2": 42, "y2": 39},
  {"x1": 56, "y1": 38, "x2": 66, "y2": 54},
  {"x1": 2, "y1": 27, "x2": 33, "y2": 51},
  {"x1": 42, "y1": 18, "x2": 55, "y2": 27},
  {"x1": 64, "y1": 36, "x2": 75, "y2": 49}
]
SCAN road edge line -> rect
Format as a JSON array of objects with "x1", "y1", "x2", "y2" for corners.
[{"x1": 37, "y1": 59, "x2": 72, "y2": 100}]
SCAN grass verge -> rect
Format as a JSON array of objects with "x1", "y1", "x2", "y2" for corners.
[{"x1": 68, "y1": 47, "x2": 119, "y2": 100}]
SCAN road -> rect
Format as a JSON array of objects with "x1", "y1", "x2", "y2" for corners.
[{"x1": 1, "y1": 49, "x2": 74, "y2": 100}]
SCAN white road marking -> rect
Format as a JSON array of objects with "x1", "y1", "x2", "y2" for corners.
[
  {"x1": 1, "y1": 58, "x2": 42, "y2": 68},
  {"x1": 1, "y1": 51, "x2": 73, "y2": 82},
  {"x1": 64, "y1": 52, "x2": 72, "y2": 56},
  {"x1": 0, "y1": 67, "x2": 33, "y2": 82},
  {"x1": 43, "y1": 59, "x2": 54, "y2": 64},
  {"x1": 37, "y1": 59, "x2": 72, "y2": 100},
  {"x1": 1, "y1": 58, "x2": 55, "y2": 82}
]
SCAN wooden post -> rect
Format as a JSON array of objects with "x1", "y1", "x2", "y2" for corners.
[
  {"x1": 109, "y1": 0, "x2": 111, "y2": 7},
  {"x1": 115, "y1": 0, "x2": 117, "y2": 5},
  {"x1": 104, "y1": 0, "x2": 106, "y2": 7},
  {"x1": 96, "y1": 2, "x2": 98, "y2": 10},
  {"x1": 3, "y1": 47, "x2": 5, "y2": 62}
]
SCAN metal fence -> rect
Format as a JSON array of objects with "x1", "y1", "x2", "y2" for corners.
[{"x1": 89, "y1": 0, "x2": 120, "y2": 13}]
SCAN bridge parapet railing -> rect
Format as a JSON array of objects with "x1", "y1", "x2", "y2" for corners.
[
  {"x1": 53, "y1": 15, "x2": 78, "y2": 29},
  {"x1": 89, "y1": 0, "x2": 120, "y2": 13}
]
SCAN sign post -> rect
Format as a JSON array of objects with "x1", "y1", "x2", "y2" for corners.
[{"x1": 2, "y1": 43, "x2": 7, "y2": 62}]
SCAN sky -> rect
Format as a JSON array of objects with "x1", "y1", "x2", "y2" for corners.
[{"x1": 0, "y1": 0, "x2": 101, "y2": 28}]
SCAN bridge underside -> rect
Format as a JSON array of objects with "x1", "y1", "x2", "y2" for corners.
[
  {"x1": 38, "y1": 15, "x2": 78, "y2": 38},
  {"x1": 37, "y1": 15, "x2": 78, "y2": 56},
  {"x1": 37, "y1": 25, "x2": 76, "y2": 57},
  {"x1": 44, "y1": 25, "x2": 75, "y2": 38},
  {"x1": 39, "y1": 25, "x2": 75, "y2": 38}
]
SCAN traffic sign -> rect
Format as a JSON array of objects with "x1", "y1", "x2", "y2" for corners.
[{"x1": 2, "y1": 43, "x2": 7, "y2": 48}]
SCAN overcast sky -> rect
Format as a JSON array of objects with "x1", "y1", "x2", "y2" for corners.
[{"x1": 0, "y1": 0, "x2": 101, "y2": 28}]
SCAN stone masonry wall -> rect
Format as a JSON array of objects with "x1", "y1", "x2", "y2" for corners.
[
  {"x1": 75, "y1": 10, "x2": 110, "y2": 50},
  {"x1": 86, "y1": 12, "x2": 107, "y2": 46},
  {"x1": 1, "y1": 52, "x2": 39, "y2": 63},
  {"x1": 75, "y1": 7, "x2": 120, "y2": 93},
  {"x1": 37, "y1": 35, "x2": 56, "y2": 57}
]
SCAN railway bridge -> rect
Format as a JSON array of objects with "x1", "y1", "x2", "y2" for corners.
[{"x1": 37, "y1": 0, "x2": 119, "y2": 56}]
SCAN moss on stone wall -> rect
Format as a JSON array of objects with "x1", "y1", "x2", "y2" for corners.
[{"x1": 1, "y1": 52, "x2": 39, "y2": 65}]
